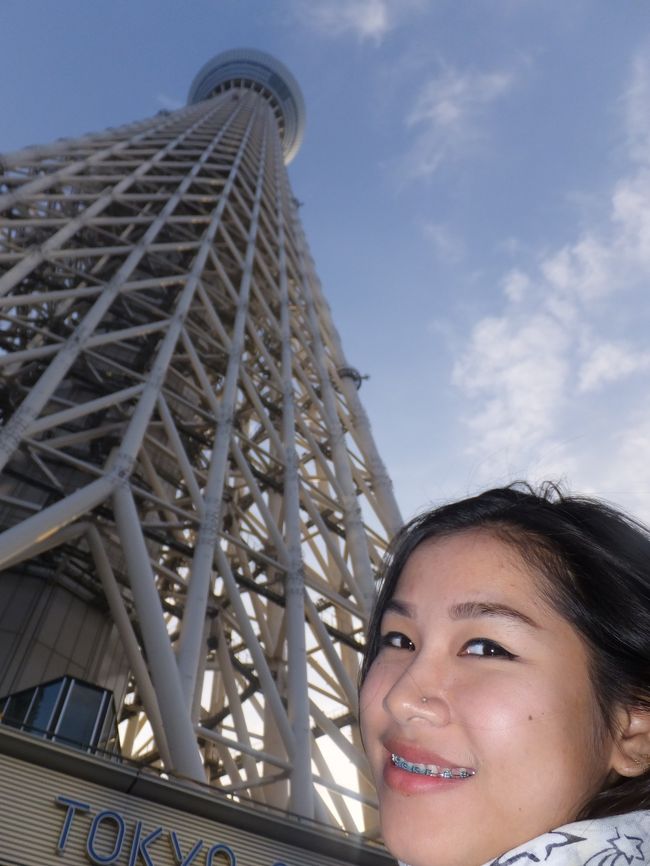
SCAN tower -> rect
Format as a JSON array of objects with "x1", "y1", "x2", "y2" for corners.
[{"x1": 0, "y1": 49, "x2": 401, "y2": 860}]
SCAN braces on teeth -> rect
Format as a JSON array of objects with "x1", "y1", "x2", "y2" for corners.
[{"x1": 391, "y1": 753, "x2": 475, "y2": 779}]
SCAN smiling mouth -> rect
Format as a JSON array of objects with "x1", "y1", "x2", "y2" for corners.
[{"x1": 391, "y1": 753, "x2": 475, "y2": 779}]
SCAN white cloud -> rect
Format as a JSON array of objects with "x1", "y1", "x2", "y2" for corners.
[
  {"x1": 401, "y1": 66, "x2": 514, "y2": 179},
  {"x1": 622, "y1": 54, "x2": 650, "y2": 165},
  {"x1": 542, "y1": 236, "x2": 613, "y2": 302},
  {"x1": 591, "y1": 410, "x2": 650, "y2": 525},
  {"x1": 291, "y1": 0, "x2": 426, "y2": 41},
  {"x1": 453, "y1": 312, "x2": 570, "y2": 459},
  {"x1": 502, "y1": 269, "x2": 530, "y2": 302},
  {"x1": 611, "y1": 171, "x2": 650, "y2": 271},
  {"x1": 423, "y1": 222, "x2": 464, "y2": 262},
  {"x1": 450, "y1": 47, "x2": 650, "y2": 503},
  {"x1": 578, "y1": 342, "x2": 650, "y2": 393}
]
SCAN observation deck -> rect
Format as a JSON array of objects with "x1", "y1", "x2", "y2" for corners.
[{"x1": 188, "y1": 48, "x2": 306, "y2": 163}]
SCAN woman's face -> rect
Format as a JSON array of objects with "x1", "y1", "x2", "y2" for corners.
[{"x1": 360, "y1": 530, "x2": 619, "y2": 866}]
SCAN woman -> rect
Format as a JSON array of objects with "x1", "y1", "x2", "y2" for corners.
[{"x1": 359, "y1": 484, "x2": 650, "y2": 866}]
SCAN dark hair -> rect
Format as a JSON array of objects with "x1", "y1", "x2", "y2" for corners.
[{"x1": 360, "y1": 483, "x2": 650, "y2": 819}]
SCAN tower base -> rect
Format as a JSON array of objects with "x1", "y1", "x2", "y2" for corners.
[{"x1": 0, "y1": 727, "x2": 394, "y2": 866}]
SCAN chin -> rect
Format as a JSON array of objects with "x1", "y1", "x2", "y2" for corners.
[
  {"x1": 380, "y1": 815, "x2": 496, "y2": 866},
  {"x1": 381, "y1": 816, "x2": 441, "y2": 866}
]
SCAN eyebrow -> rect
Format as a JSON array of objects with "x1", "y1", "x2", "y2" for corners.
[
  {"x1": 384, "y1": 598, "x2": 539, "y2": 629},
  {"x1": 449, "y1": 601, "x2": 539, "y2": 628},
  {"x1": 384, "y1": 599, "x2": 416, "y2": 617}
]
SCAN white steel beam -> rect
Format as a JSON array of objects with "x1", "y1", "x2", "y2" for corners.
[{"x1": 112, "y1": 484, "x2": 205, "y2": 781}]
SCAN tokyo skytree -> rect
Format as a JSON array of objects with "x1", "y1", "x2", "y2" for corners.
[{"x1": 0, "y1": 48, "x2": 401, "y2": 842}]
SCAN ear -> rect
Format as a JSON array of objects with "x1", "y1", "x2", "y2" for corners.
[{"x1": 609, "y1": 706, "x2": 650, "y2": 778}]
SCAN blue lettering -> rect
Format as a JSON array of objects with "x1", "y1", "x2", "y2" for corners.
[
  {"x1": 87, "y1": 810, "x2": 125, "y2": 864},
  {"x1": 169, "y1": 831, "x2": 204, "y2": 866},
  {"x1": 128, "y1": 820, "x2": 163, "y2": 866},
  {"x1": 55, "y1": 796, "x2": 90, "y2": 853},
  {"x1": 205, "y1": 843, "x2": 236, "y2": 866},
  {"x1": 54, "y1": 796, "x2": 239, "y2": 866}
]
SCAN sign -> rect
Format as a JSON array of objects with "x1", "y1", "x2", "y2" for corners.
[{"x1": 55, "y1": 796, "x2": 287, "y2": 866}]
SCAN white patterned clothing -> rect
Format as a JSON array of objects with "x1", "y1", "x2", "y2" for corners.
[{"x1": 397, "y1": 809, "x2": 650, "y2": 866}]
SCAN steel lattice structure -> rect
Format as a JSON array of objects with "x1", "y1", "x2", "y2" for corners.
[{"x1": 0, "y1": 50, "x2": 401, "y2": 836}]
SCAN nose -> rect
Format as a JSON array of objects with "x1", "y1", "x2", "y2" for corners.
[{"x1": 383, "y1": 661, "x2": 451, "y2": 727}]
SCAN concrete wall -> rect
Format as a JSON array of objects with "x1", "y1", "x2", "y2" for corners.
[{"x1": 0, "y1": 574, "x2": 129, "y2": 703}]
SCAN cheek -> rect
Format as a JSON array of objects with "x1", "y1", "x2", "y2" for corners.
[
  {"x1": 455, "y1": 671, "x2": 601, "y2": 774},
  {"x1": 453, "y1": 674, "x2": 553, "y2": 734}
]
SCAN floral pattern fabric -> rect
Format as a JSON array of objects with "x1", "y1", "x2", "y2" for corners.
[{"x1": 397, "y1": 810, "x2": 650, "y2": 866}]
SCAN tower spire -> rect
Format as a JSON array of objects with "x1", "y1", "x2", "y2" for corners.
[{"x1": 0, "y1": 49, "x2": 401, "y2": 835}]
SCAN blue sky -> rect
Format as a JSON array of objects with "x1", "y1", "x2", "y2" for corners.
[{"x1": 3, "y1": 0, "x2": 650, "y2": 522}]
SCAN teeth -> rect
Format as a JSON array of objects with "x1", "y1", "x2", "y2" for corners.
[{"x1": 391, "y1": 753, "x2": 475, "y2": 779}]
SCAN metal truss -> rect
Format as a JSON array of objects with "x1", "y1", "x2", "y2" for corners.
[{"x1": 0, "y1": 72, "x2": 401, "y2": 836}]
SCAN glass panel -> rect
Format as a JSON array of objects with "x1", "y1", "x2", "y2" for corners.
[
  {"x1": 96, "y1": 700, "x2": 119, "y2": 756},
  {"x1": 2, "y1": 688, "x2": 35, "y2": 727},
  {"x1": 54, "y1": 681, "x2": 103, "y2": 748},
  {"x1": 2, "y1": 677, "x2": 120, "y2": 757},
  {"x1": 25, "y1": 680, "x2": 63, "y2": 734}
]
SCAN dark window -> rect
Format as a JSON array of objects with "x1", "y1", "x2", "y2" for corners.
[
  {"x1": 54, "y1": 680, "x2": 104, "y2": 748},
  {"x1": 96, "y1": 699, "x2": 118, "y2": 753},
  {"x1": 26, "y1": 680, "x2": 63, "y2": 734},
  {"x1": 0, "y1": 676, "x2": 120, "y2": 757},
  {"x1": 2, "y1": 688, "x2": 35, "y2": 727}
]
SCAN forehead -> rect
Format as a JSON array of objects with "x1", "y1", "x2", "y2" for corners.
[{"x1": 392, "y1": 529, "x2": 544, "y2": 605}]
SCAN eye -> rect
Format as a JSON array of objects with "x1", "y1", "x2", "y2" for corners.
[
  {"x1": 460, "y1": 638, "x2": 517, "y2": 660},
  {"x1": 380, "y1": 631, "x2": 415, "y2": 651}
]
